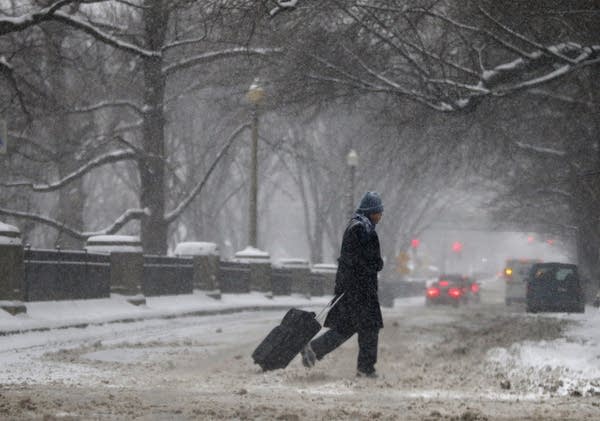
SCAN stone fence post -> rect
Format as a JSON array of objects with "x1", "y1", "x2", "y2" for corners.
[
  {"x1": 174, "y1": 242, "x2": 221, "y2": 299},
  {"x1": 86, "y1": 235, "x2": 145, "y2": 306},
  {"x1": 277, "y1": 258, "x2": 311, "y2": 299},
  {"x1": 0, "y1": 222, "x2": 26, "y2": 315},
  {"x1": 310, "y1": 263, "x2": 338, "y2": 297},
  {"x1": 235, "y1": 247, "x2": 272, "y2": 298}
]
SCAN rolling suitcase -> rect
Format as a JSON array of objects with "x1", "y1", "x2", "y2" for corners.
[{"x1": 251, "y1": 295, "x2": 343, "y2": 371}]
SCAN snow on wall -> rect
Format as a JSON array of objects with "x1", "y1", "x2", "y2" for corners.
[
  {"x1": 85, "y1": 235, "x2": 142, "y2": 253},
  {"x1": 233, "y1": 246, "x2": 271, "y2": 263},
  {"x1": 0, "y1": 222, "x2": 21, "y2": 246},
  {"x1": 174, "y1": 241, "x2": 219, "y2": 256}
]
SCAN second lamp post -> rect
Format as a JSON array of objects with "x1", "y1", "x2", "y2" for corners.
[
  {"x1": 347, "y1": 149, "x2": 359, "y2": 217},
  {"x1": 246, "y1": 79, "x2": 265, "y2": 248}
]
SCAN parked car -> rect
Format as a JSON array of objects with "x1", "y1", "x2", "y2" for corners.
[
  {"x1": 526, "y1": 262, "x2": 585, "y2": 313},
  {"x1": 425, "y1": 274, "x2": 466, "y2": 307},
  {"x1": 503, "y1": 258, "x2": 542, "y2": 305}
]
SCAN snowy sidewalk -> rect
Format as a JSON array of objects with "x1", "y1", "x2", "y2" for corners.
[{"x1": 0, "y1": 291, "x2": 332, "y2": 335}]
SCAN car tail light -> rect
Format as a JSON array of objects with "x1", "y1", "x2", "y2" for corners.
[
  {"x1": 426, "y1": 287, "x2": 440, "y2": 298},
  {"x1": 471, "y1": 283, "x2": 480, "y2": 293},
  {"x1": 439, "y1": 280, "x2": 449, "y2": 287},
  {"x1": 448, "y1": 287, "x2": 462, "y2": 299}
]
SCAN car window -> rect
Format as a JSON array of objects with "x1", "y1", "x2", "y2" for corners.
[{"x1": 555, "y1": 268, "x2": 575, "y2": 281}]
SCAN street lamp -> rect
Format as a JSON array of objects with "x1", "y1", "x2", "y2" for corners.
[
  {"x1": 346, "y1": 149, "x2": 359, "y2": 217},
  {"x1": 246, "y1": 78, "x2": 265, "y2": 248}
]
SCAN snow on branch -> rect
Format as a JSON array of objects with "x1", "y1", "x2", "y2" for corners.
[
  {"x1": 1, "y1": 149, "x2": 137, "y2": 192},
  {"x1": 270, "y1": 0, "x2": 299, "y2": 18},
  {"x1": 481, "y1": 44, "x2": 599, "y2": 92},
  {"x1": 322, "y1": 6, "x2": 599, "y2": 112},
  {"x1": 427, "y1": 43, "x2": 599, "y2": 112},
  {"x1": 162, "y1": 47, "x2": 283, "y2": 76},
  {"x1": 91, "y1": 207, "x2": 150, "y2": 237},
  {"x1": 514, "y1": 141, "x2": 566, "y2": 157},
  {"x1": 165, "y1": 122, "x2": 251, "y2": 223},
  {"x1": 0, "y1": 2, "x2": 158, "y2": 57},
  {"x1": 69, "y1": 100, "x2": 144, "y2": 116},
  {"x1": 0, "y1": 206, "x2": 149, "y2": 240},
  {"x1": 162, "y1": 36, "x2": 208, "y2": 52},
  {"x1": 0, "y1": 0, "x2": 82, "y2": 35},
  {"x1": 532, "y1": 188, "x2": 574, "y2": 199}
]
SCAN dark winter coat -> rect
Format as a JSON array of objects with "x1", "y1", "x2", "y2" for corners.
[{"x1": 324, "y1": 213, "x2": 384, "y2": 334}]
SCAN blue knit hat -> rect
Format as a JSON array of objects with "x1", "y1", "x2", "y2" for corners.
[{"x1": 357, "y1": 191, "x2": 383, "y2": 214}]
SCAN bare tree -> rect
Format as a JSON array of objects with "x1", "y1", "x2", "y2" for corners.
[
  {"x1": 269, "y1": 1, "x2": 599, "y2": 112},
  {"x1": 0, "y1": 1, "x2": 281, "y2": 253}
]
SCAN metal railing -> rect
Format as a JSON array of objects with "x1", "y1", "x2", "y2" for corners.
[{"x1": 24, "y1": 247, "x2": 110, "y2": 301}]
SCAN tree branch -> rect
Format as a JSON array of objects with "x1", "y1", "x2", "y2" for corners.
[
  {"x1": 477, "y1": 5, "x2": 577, "y2": 64},
  {"x1": 165, "y1": 122, "x2": 250, "y2": 223},
  {"x1": 51, "y1": 11, "x2": 160, "y2": 58},
  {"x1": 0, "y1": 206, "x2": 149, "y2": 240},
  {"x1": 162, "y1": 47, "x2": 283, "y2": 77},
  {"x1": 269, "y1": 0, "x2": 299, "y2": 18},
  {"x1": 0, "y1": 56, "x2": 31, "y2": 118},
  {"x1": 68, "y1": 100, "x2": 144, "y2": 116},
  {"x1": 1, "y1": 149, "x2": 138, "y2": 192},
  {"x1": 162, "y1": 36, "x2": 208, "y2": 53},
  {"x1": 0, "y1": 0, "x2": 84, "y2": 36}
]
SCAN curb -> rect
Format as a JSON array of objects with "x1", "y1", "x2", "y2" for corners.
[{"x1": 0, "y1": 303, "x2": 323, "y2": 337}]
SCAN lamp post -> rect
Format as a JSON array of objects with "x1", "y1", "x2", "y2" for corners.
[
  {"x1": 346, "y1": 149, "x2": 359, "y2": 217},
  {"x1": 246, "y1": 78, "x2": 265, "y2": 248}
]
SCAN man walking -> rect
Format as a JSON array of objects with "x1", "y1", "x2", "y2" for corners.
[{"x1": 302, "y1": 191, "x2": 384, "y2": 378}]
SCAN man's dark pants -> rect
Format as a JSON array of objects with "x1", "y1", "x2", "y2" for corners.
[{"x1": 309, "y1": 327, "x2": 379, "y2": 374}]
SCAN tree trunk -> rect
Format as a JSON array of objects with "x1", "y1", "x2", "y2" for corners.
[
  {"x1": 310, "y1": 212, "x2": 324, "y2": 263},
  {"x1": 50, "y1": 26, "x2": 86, "y2": 250},
  {"x1": 140, "y1": 1, "x2": 168, "y2": 255},
  {"x1": 572, "y1": 167, "x2": 600, "y2": 301}
]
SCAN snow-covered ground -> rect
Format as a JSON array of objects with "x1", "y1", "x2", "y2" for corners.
[
  {"x1": 1, "y1": 283, "x2": 599, "y2": 396},
  {"x1": 1, "y1": 280, "x2": 600, "y2": 419}
]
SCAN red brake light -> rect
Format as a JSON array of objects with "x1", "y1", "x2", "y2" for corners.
[
  {"x1": 448, "y1": 287, "x2": 462, "y2": 298},
  {"x1": 439, "y1": 280, "x2": 449, "y2": 287},
  {"x1": 471, "y1": 283, "x2": 480, "y2": 293},
  {"x1": 426, "y1": 287, "x2": 440, "y2": 298}
]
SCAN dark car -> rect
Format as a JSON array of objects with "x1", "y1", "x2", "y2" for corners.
[
  {"x1": 425, "y1": 274, "x2": 467, "y2": 307},
  {"x1": 526, "y1": 263, "x2": 585, "y2": 313}
]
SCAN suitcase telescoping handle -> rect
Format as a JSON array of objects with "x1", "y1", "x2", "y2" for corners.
[{"x1": 315, "y1": 293, "x2": 345, "y2": 324}]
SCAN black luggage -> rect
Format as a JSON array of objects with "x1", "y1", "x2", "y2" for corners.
[
  {"x1": 251, "y1": 295, "x2": 343, "y2": 371},
  {"x1": 252, "y1": 308, "x2": 321, "y2": 371}
]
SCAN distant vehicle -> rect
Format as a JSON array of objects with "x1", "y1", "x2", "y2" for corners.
[
  {"x1": 503, "y1": 258, "x2": 542, "y2": 305},
  {"x1": 425, "y1": 274, "x2": 467, "y2": 307},
  {"x1": 526, "y1": 263, "x2": 585, "y2": 313},
  {"x1": 462, "y1": 275, "x2": 481, "y2": 304}
]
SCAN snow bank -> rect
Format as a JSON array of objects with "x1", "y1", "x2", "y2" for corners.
[
  {"x1": 486, "y1": 310, "x2": 600, "y2": 396},
  {"x1": 0, "y1": 222, "x2": 21, "y2": 245}
]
